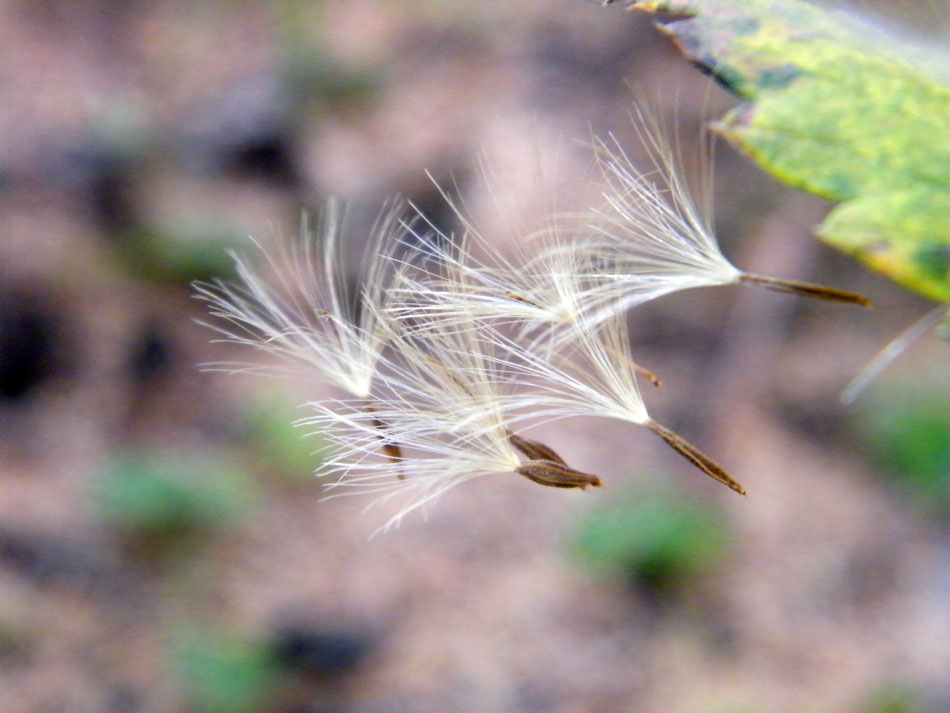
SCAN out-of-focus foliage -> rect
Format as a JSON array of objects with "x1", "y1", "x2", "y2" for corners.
[
  {"x1": 117, "y1": 220, "x2": 244, "y2": 284},
  {"x1": 859, "y1": 682, "x2": 937, "y2": 713},
  {"x1": 272, "y1": 1, "x2": 382, "y2": 107},
  {"x1": 854, "y1": 386, "x2": 950, "y2": 519},
  {"x1": 92, "y1": 449, "x2": 256, "y2": 541},
  {"x1": 627, "y1": 0, "x2": 950, "y2": 302},
  {"x1": 701, "y1": 705, "x2": 763, "y2": 713},
  {"x1": 566, "y1": 488, "x2": 732, "y2": 593},
  {"x1": 699, "y1": 681, "x2": 939, "y2": 713},
  {"x1": 174, "y1": 627, "x2": 280, "y2": 713},
  {"x1": 244, "y1": 392, "x2": 329, "y2": 479}
]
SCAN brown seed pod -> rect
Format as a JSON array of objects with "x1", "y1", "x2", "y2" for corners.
[
  {"x1": 646, "y1": 420, "x2": 746, "y2": 495},
  {"x1": 516, "y1": 460, "x2": 602, "y2": 489},
  {"x1": 507, "y1": 431, "x2": 569, "y2": 465}
]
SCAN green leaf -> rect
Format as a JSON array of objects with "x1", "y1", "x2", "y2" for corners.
[
  {"x1": 818, "y1": 186, "x2": 950, "y2": 300},
  {"x1": 628, "y1": 0, "x2": 950, "y2": 302}
]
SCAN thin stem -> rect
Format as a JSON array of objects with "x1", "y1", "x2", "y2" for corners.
[
  {"x1": 423, "y1": 354, "x2": 476, "y2": 398},
  {"x1": 504, "y1": 290, "x2": 546, "y2": 311},
  {"x1": 646, "y1": 420, "x2": 746, "y2": 495},
  {"x1": 841, "y1": 304, "x2": 949, "y2": 404},
  {"x1": 631, "y1": 360, "x2": 662, "y2": 388},
  {"x1": 364, "y1": 400, "x2": 403, "y2": 475},
  {"x1": 603, "y1": 344, "x2": 662, "y2": 388},
  {"x1": 740, "y1": 273, "x2": 871, "y2": 307}
]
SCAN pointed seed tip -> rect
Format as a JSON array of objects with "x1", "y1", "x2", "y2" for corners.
[
  {"x1": 740, "y1": 273, "x2": 872, "y2": 307},
  {"x1": 646, "y1": 420, "x2": 747, "y2": 495}
]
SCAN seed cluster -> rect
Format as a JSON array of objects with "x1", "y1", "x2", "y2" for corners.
[{"x1": 196, "y1": 110, "x2": 868, "y2": 532}]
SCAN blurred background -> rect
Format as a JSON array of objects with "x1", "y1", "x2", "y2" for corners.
[{"x1": 1, "y1": 1, "x2": 947, "y2": 712}]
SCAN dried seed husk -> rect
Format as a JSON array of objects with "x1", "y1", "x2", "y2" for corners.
[
  {"x1": 507, "y1": 431, "x2": 568, "y2": 465},
  {"x1": 646, "y1": 420, "x2": 746, "y2": 495},
  {"x1": 516, "y1": 459, "x2": 602, "y2": 489},
  {"x1": 740, "y1": 273, "x2": 871, "y2": 307}
]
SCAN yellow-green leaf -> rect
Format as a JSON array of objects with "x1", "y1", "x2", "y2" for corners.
[
  {"x1": 625, "y1": 0, "x2": 950, "y2": 302},
  {"x1": 819, "y1": 186, "x2": 950, "y2": 303}
]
